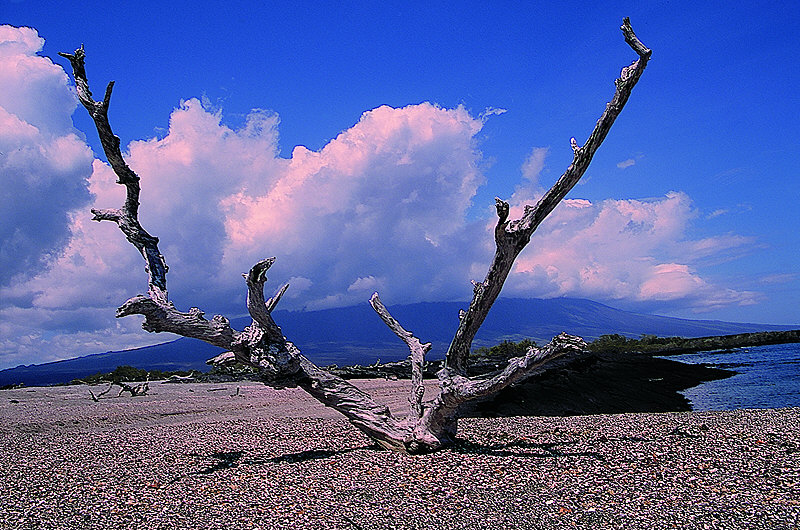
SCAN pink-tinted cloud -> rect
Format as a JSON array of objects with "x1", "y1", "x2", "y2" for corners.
[
  {"x1": 217, "y1": 102, "x2": 486, "y2": 309},
  {"x1": 0, "y1": 98, "x2": 489, "y2": 366},
  {"x1": 0, "y1": 26, "x2": 93, "y2": 286},
  {"x1": 0, "y1": 27, "x2": 765, "y2": 368},
  {"x1": 504, "y1": 192, "x2": 760, "y2": 310}
]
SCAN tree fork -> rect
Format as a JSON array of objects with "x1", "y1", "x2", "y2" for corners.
[{"x1": 61, "y1": 18, "x2": 651, "y2": 454}]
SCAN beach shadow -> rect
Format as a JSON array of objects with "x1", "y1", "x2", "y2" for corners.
[
  {"x1": 178, "y1": 438, "x2": 605, "y2": 479},
  {"x1": 266, "y1": 445, "x2": 378, "y2": 464},
  {"x1": 185, "y1": 445, "x2": 376, "y2": 475},
  {"x1": 188, "y1": 450, "x2": 246, "y2": 474},
  {"x1": 451, "y1": 438, "x2": 605, "y2": 460}
]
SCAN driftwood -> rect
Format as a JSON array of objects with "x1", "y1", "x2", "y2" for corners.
[
  {"x1": 59, "y1": 18, "x2": 650, "y2": 453},
  {"x1": 115, "y1": 377, "x2": 149, "y2": 397},
  {"x1": 78, "y1": 380, "x2": 113, "y2": 402},
  {"x1": 79, "y1": 377, "x2": 149, "y2": 401}
]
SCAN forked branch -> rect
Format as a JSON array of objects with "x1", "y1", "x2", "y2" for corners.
[
  {"x1": 59, "y1": 47, "x2": 167, "y2": 301},
  {"x1": 443, "y1": 17, "x2": 651, "y2": 375},
  {"x1": 63, "y1": 18, "x2": 651, "y2": 454}
]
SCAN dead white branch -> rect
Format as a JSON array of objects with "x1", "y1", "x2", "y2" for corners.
[
  {"x1": 370, "y1": 293, "x2": 431, "y2": 423},
  {"x1": 61, "y1": 18, "x2": 651, "y2": 453}
]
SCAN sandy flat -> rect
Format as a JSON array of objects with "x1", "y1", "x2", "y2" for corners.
[{"x1": 1, "y1": 381, "x2": 798, "y2": 529}]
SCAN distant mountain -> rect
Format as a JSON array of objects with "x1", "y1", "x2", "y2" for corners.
[{"x1": 1, "y1": 297, "x2": 793, "y2": 387}]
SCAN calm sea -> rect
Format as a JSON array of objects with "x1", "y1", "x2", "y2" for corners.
[{"x1": 664, "y1": 343, "x2": 800, "y2": 411}]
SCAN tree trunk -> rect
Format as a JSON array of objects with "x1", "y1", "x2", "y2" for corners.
[{"x1": 60, "y1": 18, "x2": 651, "y2": 454}]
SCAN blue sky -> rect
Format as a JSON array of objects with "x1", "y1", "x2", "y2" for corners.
[{"x1": 1, "y1": 1, "x2": 798, "y2": 369}]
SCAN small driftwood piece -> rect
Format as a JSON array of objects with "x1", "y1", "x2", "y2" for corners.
[
  {"x1": 79, "y1": 378, "x2": 148, "y2": 400},
  {"x1": 60, "y1": 18, "x2": 651, "y2": 453},
  {"x1": 79, "y1": 380, "x2": 114, "y2": 402},
  {"x1": 115, "y1": 376, "x2": 150, "y2": 397}
]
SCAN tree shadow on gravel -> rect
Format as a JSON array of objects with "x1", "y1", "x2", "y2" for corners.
[
  {"x1": 186, "y1": 445, "x2": 378, "y2": 475},
  {"x1": 451, "y1": 438, "x2": 605, "y2": 460}
]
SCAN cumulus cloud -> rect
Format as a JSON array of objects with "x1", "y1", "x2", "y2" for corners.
[
  {"x1": 0, "y1": 98, "x2": 490, "y2": 366},
  {"x1": 0, "y1": 25, "x2": 94, "y2": 286},
  {"x1": 0, "y1": 26, "x2": 764, "y2": 368},
  {"x1": 504, "y1": 192, "x2": 760, "y2": 311},
  {"x1": 218, "y1": 102, "x2": 486, "y2": 309}
]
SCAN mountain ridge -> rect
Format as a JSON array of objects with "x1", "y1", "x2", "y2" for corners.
[{"x1": 1, "y1": 297, "x2": 793, "y2": 387}]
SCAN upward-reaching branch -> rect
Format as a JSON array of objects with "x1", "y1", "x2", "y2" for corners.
[
  {"x1": 370, "y1": 293, "x2": 431, "y2": 423},
  {"x1": 63, "y1": 18, "x2": 652, "y2": 455},
  {"x1": 59, "y1": 47, "x2": 167, "y2": 302},
  {"x1": 444, "y1": 18, "x2": 651, "y2": 375},
  {"x1": 59, "y1": 47, "x2": 238, "y2": 350},
  {"x1": 244, "y1": 258, "x2": 286, "y2": 342}
]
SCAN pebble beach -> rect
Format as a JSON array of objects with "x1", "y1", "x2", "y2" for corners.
[{"x1": 1, "y1": 381, "x2": 798, "y2": 529}]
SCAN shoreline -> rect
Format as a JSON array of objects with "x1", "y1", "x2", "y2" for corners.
[
  {"x1": 326, "y1": 350, "x2": 735, "y2": 417},
  {"x1": 2, "y1": 382, "x2": 798, "y2": 529}
]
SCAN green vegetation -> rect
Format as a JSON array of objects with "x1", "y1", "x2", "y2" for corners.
[
  {"x1": 70, "y1": 365, "x2": 200, "y2": 385},
  {"x1": 588, "y1": 330, "x2": 800, "y2": 355},
  {"x1": 472, "y1": 339, "x2": 538, "y2": 358},
  {"x1": 470, "y1": 329, "x2": 800, "y2": 360}
]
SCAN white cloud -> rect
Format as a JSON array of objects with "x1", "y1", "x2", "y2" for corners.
[
  {"x1": 217, "y1": 102, "x2": 486, "y2": 309},
  {"x1": 760, "y1": 273, "x2": 795, "y2": 285},
  {"x1": 504, "y1": 192, "x2": 760, "y2": 310},
  {"x1": 706, "y1": 208, "x2": 728, "y2": 219},
  {"x1": 0, "y1": 98, "x2": 489, "y2": 366},
  {"x1": 617, "y1": 158, "x2": 636, "y2": 169},
  {"x1": 521, "y1": 146, "x2": 548, "y2": 184},
  {"x1": 348, "y1": 276, "x2": 385, "y2": 292},
  {"x1": 0, "y1": 26, "x2": 766, "y2": 368},
  {"x1": 0, "y1": 25, "x2": 94, "y2": 287},
  {"x1": 479, "y1": 107, "x2": 507, "y2": 121}
]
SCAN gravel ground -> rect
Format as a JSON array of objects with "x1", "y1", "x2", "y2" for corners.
[{"x1": 1, "y1": 381, "x2": 798, "y2": 529}]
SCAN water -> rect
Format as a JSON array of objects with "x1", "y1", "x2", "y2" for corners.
[{"x1": 663, "y1": 343, "x2": 800, "y2": 411}]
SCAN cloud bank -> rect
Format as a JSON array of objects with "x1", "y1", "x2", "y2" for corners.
[
  {"x1": 0, "y1": 25, "x2": 761, "y2": 368},
  {"x1": 0, "y1": 26, "x2": 93, "y2": 287}
]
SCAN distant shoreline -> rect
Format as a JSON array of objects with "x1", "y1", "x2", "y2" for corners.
[{"x1": 589, "y1": 329, "x2": 800, "y2": 356}]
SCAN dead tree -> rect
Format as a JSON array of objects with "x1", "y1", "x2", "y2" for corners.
[{"x1": 59, "y1": 19, "x2": 650, "y2": 453}]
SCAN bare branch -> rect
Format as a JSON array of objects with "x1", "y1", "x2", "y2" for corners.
[
  {"x1": 115, "y1": 376, "x2": 149, "y2": 397},
  {"x1": 78, "y1": 380, "x2": 113, "y2": 402},
  {"x1": 266, "y1": 283, "x2": 290, "y2": 313},
  {"x1": 244, "y1": 258, "x2": 284, "y2": 341},
  {"x1": 370, "y1": 293, "x2": 431, "y2": 422},
  {"x1": 60, "y1": 46, "x2": 242, "y2": 352},
  {"x1": 415, "y1": 333, "x2": 588, "y2": 447},
  {"x1": 621, "y1": 17, "x2": 652, "y2": 59},
  {"x1": 116, "y1": 295, "x2": 237, "y2": 349},
  {"x1": 296, "y1": 356, "x2": 408, "y2": 452},
  {"x1": 64, "y1": 19, "x2": 652, "y2": 454},
  {"x1": 59, "y1": 46, "x2": 166, "y2": 299},
  {"x1": 452, "y1": 333, "x2": 587, "y2": 401},
  {"x1": 444, "y1": 18, "x2": 651, "y2": 375}
]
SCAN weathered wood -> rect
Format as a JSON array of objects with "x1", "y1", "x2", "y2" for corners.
[
  {"x1": 295, "y1": 356, "x2": 408, "y2": 452},
  {"x1": 58, "y1": 47, "x2": 167, "y2": 302},
  {"x1": 58, "y1": 47, "x2": 238, "y2": 349},
  {"x1": 369, "y1": 293, "x2": 430, "y2": 423},
  {"x1": 443, "y1": 17, "x2": 651, "y2": 376},
  {"x1": 244, "y1": 258, "x2": 285, "y2": 342},
  {"x1": 62, "y1": 18, "x2": 651, "y2": 454}
]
